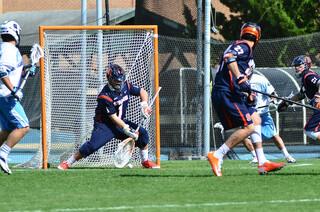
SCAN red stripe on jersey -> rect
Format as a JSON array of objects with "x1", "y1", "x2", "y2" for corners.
[
  {"x1": 98, "y1": 95, "x2": 113, "y2": 103},
  {"x1": 229, "y1": 71, "x2": 234, "y2": 91}
]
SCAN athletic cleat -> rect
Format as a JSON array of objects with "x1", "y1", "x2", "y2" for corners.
[
  {"x1": 0, "y1": 156, "x2": 12, "y2": 175},
  {"x1": 285, "y1": 155, "x2": 296, "y2": 163},
  {"x1": 57, "y1": 161, "x2": 69, "y2": 170},
  {"x1": 258, "y1": 161, "x2": 286, "y2": 175},
  {"x1": 250, "y1": 156, "x2": 258, "y2": 164},
  {"x1": 141, "y1": 159, "x2": 160, "y2": 169},
  {"x1": 207, "y1": 151, "x2": 222, "y2": 177}
]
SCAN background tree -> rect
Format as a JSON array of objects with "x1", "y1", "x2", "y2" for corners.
[{"x1": 217, "y1": 0, "x2": 320, "y2": 40}]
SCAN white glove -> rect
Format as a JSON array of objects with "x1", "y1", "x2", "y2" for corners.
[
  {"x1": 11, "y1": 87, "x2": 23, "y2": 101},
  {"x1": 140, "y1": 101, "x2": 151, "y2": 119},
  {"x1": 123, "y1": 124, "x2": 139, "y2": 140}
]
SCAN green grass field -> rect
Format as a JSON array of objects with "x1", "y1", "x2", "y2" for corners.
[{"x1": 2, "y1": 159, "x2": 320, "y2": 212}]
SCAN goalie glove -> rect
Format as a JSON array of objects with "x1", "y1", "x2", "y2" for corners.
[
  {"x1": 123, "y1": 124, "x2": 139, "y2": 140},
  {"x1": 311, "y1": 92, "x2": 320, "y2": 109},
  {"x1": 140, "y1": 101, "x2": 151, "y2": 119},
  {"x1": 11, "y1": 87, "x2": 23, "y2": 101}
]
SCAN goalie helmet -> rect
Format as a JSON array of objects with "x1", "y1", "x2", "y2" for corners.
[
  {"x1": 240, "y1": 22, "x2": 261, "y2": 47},
  {"x1": 0, "y1": 21, "x2": 21, "y2": 45},
  {"x1": 291, "y1": 55, "x2": 312, "y2": 78},
  {"x1": 107, "y1": 63, "x2": 126, "y2": 93}
]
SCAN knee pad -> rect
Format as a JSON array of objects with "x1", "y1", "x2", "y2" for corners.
[{"x1": 251, "y1": 125, "x2": 262, "y2": 143}]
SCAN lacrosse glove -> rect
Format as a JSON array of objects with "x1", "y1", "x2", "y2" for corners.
[
  {"x1": 277, "y1": 100, "x2": 290, "y2": 112},
  {"x1": 311, "y1": 92, "x2": 320, "y2": 109},
  {"x1": 11, "y1": 87, "x2": 23, "y2": 101},
  {"x1": 123, "y1": 124, "x2": 139, "y2": 140},
  {"x1": 140, "y1": 101, "x2": 151, "y2": 119},
  {"x1": 245, "y1": 93, "x2": 257, "y2": 108},
  {"x1": 236, "y1": 74, "x2": 251, "y2": 93}
]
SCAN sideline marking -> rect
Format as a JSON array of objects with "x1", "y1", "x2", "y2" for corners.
[{"x1": 14, "y1": 198, "x2": 320, "y2": 212}]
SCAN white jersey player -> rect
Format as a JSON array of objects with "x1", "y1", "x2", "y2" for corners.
[
  {"x1": 245, "y1": 74, "x2": 296, "y2": 163},
  {"x1": 0, "y1": 21, "x2": 31, "y2": 175}
]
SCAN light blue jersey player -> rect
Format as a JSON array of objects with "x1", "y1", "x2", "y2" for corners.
[
  {"x1": 246, "y1": 74, "x2": 296, "y2": 163},
  {"x1": 0, "y1": 21, "x2": 30, "y2": 175},
  {"x1": 58, "y1": 64, "x2": 160, "y2": 170}
]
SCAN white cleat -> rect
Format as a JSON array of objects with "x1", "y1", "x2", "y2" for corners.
[
  {"x1": 250, "y1": 156, "x2": 258, "y2": 164},
  {"x1": 285, "y1": 155, "x2": 296, "y2": 163},
  {"x1": 0, "y1": 157, "x2": 12, "y2": 175}
]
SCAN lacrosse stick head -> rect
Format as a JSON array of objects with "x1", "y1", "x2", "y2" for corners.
[
  {"x1": 114, "y1": 138, "x2": 135, "y2": 168},
  {"x1": 30, "y1": 43, "x2": 44, "y2": 65}
]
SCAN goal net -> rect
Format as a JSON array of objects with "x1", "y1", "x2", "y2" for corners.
[{"x1": 16, "y1": 25, "x2": 160, "y2": 169}]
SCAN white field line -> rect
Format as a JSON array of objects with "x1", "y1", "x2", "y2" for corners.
[{"x1": 12, "y1": 198, "x2": 320, "y2": 212}]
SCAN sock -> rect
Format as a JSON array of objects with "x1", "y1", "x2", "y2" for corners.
[
  {"x1": 0, "y1": 144, "x2": 11, "y2": 161},
  {"x1": 255, "y1": 147, "x2": 267, "y2": 165},
  {"x1": 67, "y1": 155, "x2": 76, "y2": 165},
  {"x1": 214, "y1": 143, "x2": 230, "y2": 159},
  {"x1": 281, "y1": 148, "x2": 289, "y2": 156},
  {"x1": 140, "y1": 149, "x2": 148, "y2": 162},
  {"x1": 251, "y1": 150, "x2": 257, "y2": 158}
]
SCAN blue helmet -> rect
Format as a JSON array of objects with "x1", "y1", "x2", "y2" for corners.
[
  {"x1": 240, "y1": 22, "x2": 261, "y2": 47},
  {"x1": 107, "y1": 63, "x2": 126, "y2": 93},
  {"x1": 291, "y1": 55, "x2": 312, "y2": 78}
]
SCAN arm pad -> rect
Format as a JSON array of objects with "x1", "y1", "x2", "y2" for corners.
[
  {"x1": 295, "y1": 91, "x2": 305, "y2": 100},
  {"x1": 0, "y1": 66, "x2": 9, "y2": 79},
  {"x1": 223, "y1": 50, "x2": 238, "y2": 64}
]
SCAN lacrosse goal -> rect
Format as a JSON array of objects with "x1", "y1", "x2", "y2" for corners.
[{"x1": 17, "y1": 25, "x2": 160, "y2": 169}]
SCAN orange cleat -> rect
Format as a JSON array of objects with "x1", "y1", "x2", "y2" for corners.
[
  {"x1": 141, "y1": 159, "x2": 160, "y2": 169},
  {"x1": 207, "y1": 151, "x2": 222, "y2": 177},
  {"x1": 258, "y1": 161, "x2": 286, "y2": 175},
  {"x1": 57, "y1": 161, "x2": 69, "y2": 170}
]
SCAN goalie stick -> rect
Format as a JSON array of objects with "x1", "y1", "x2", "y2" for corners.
[
  {"x1": 16, "y1": 44, "x2": 44, "y2": 93},
  {"x1": 251, "y1": 88, "x2": 320, "y2": 111},
  {"x1": 114, "y1": 87, "x2": 162, "y2": 168}
]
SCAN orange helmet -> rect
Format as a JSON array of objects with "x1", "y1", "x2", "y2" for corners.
[{"x1": 240, "y1": 22, "x2": 261, "y2": 47}]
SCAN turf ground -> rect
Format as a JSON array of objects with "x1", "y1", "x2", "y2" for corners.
[{"x1": 2, "y1": 159, "x2": 320, "y2": 212}]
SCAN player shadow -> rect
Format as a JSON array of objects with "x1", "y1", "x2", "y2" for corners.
[{"x1": 120, "y1": 174, "x2": 215, "y2": 178}]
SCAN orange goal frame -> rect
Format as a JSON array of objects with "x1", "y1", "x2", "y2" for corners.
[{"x1": 39, "y1": 25, "x2": 160, "y2": 169}]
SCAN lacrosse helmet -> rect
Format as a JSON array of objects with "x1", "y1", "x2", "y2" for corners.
[
  {"x1": 240, "y1": 22, "x2": 261, "y2": 47},
  {"x1": 107, "y1": 63, "x2": 126, "y2": 93},
  {"x1": 0, "y1": 21, "x2": 21, "y2": 45},
  {"x1": 291, "y1": 55, "x2": 312, "y2": 78}
]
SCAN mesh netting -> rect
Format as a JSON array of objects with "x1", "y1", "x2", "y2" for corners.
[{"x1": 15, "y1": 28, "x2": 157, "y2": 168}]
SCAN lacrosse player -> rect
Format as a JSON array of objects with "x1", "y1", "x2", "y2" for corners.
[
  {"x1": 278, "y1": 55, "x2": 320, "y2": 141},
  {"x1": 58, "y1": 63, "x2": 160, "y2": 170},
  {"x1": 0, "y1": 21, "x2": 35, "y2": 175},
  {"x1": 243, "y1": 73, "x2": 296, "y2": 164},
  {"x1": 208, "y1": 22, "x2": 286, "y2": 176}
]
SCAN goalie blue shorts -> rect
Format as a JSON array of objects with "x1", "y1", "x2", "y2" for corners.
[
  {"x1": 0, "y1": 96, "x2": 29, "y2": 130},
  {"x1": 212, "y1": 89, "x2": 253, "y2": 130},
  {"x1": 79, "y1": 119, "x2": 149, "y2": 158},
  {"x1": 260, "y1": 113, "x2": 276, "y2": 140}
]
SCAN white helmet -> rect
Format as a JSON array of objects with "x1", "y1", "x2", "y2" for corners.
[{"x1": 0, "y1": 21, "x2": 21, "y2": 44}]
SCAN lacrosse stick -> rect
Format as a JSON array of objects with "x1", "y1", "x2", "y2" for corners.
[
  {"x1": 251, "y1": 88, "x2": 320, "y2": 111},
  {"x1": 114, "y1": 87, "x2": 162, "y2": 168},
  {"x1": 16, "y1": 44, "x2": 44, "y2": 92}
]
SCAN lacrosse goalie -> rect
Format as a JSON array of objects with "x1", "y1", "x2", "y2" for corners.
[
  {"x1": 58, "y1": 63, "x2": 160, "y2": 170},
  {"x1": 0, "y1": 21, "x2": 36, "y2": 175}
]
